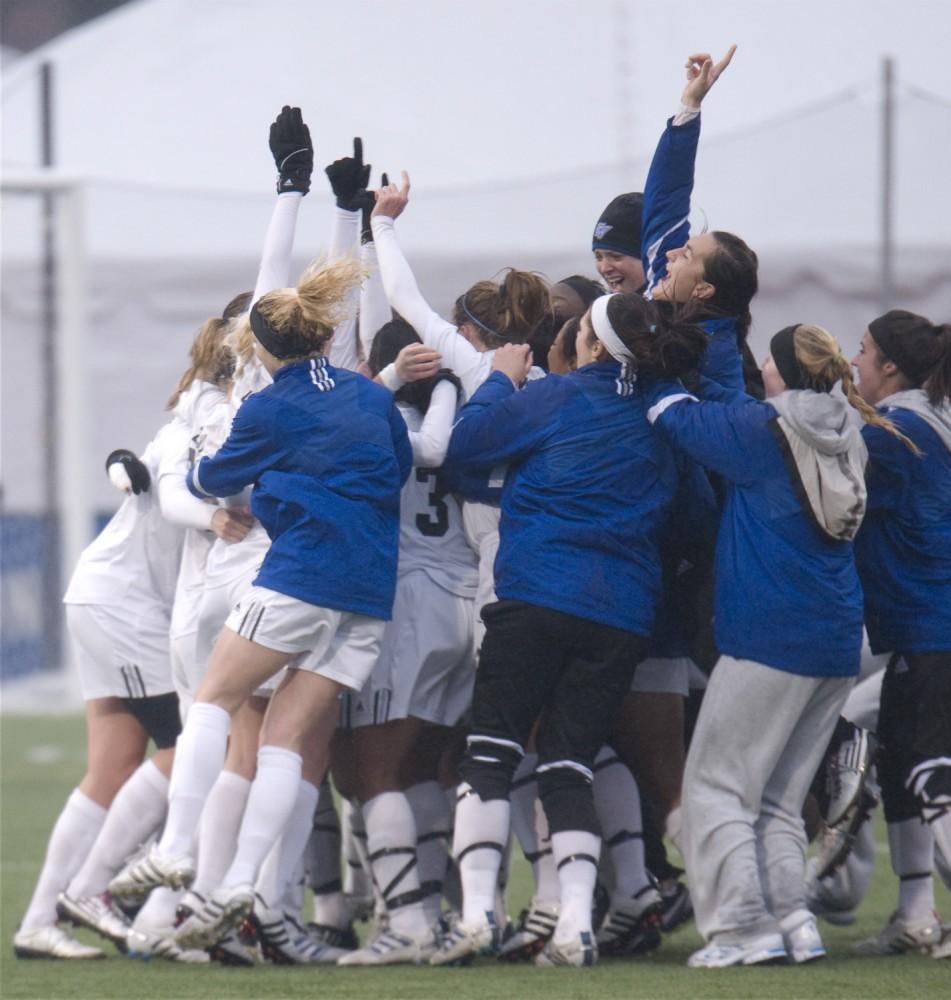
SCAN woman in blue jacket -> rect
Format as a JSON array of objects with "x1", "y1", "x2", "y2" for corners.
[
  {"x1": 849, "y1": 310, "x2": 951, "y2": 959},
  {"x1": 647, "y1": 322, "x2": 912, "y2": 968},
  {"x1": 429, "y1": 292, "x2": 707, "y2": 967},
  {"x1": 114, "y1": 254, "x2": 412, "y2": 950}
]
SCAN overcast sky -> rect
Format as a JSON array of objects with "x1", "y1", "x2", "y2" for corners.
[{"x1": 3, "y1": 0, "x2": 950, "y2": 253}]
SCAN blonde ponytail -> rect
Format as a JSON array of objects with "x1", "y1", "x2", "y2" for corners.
[{"x1": 794, "y1": 324, "x2": 920, "y2": 455}]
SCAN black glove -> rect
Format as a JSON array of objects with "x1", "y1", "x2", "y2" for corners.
[
  {"x1": 269, "y1": 105, "x2": 314, "y2": 195},
  {"x1": 356, "y1": 171, "x2": 388, "y2": 243},
  {"x1": 432, "y1": 368, "x2": 463, "y2": 395},
  {"x1": 105, "y1": 449, "x2": 151, "y2": 494},
  {"x1": 325, "y1": 137, "x2": 371, "y2": 211}
]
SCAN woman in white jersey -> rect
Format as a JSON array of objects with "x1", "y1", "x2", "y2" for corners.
[
  {"x1": 369, "y1": 181, "x2": 550, "y2": 648},
  {"x1": 333, "y1": 319, "x2": 478, "y2": 966},
  {"x1": 13, "y1": 393, "x2": 251, "y2": 962}
]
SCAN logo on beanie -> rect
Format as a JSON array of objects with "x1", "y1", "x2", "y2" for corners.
[{"x1": 594, "y1": 223, "x2": 614, "y2": 239}]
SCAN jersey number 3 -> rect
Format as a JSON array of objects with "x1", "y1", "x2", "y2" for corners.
[{"x1": 415, "y1": 468, "x2": 449, "y2": 538}]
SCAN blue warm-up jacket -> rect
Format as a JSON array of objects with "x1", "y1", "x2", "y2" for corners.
[
  {"x1": 188, "y1": 357, "x2": 412, "y2": 619},
  {"x1": 447, "y1": 364, "x2": 681, "y2": 637},
  {"x1": 855, "y1": 404, "x2": 951, "y2": 654},
  {"x1": 648, "y1": 381, "x2": 864, "y2": 677}
]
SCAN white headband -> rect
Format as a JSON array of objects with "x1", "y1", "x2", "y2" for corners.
[{"x1": 591, "y1": 294, "x2": 635, "y2": 365}]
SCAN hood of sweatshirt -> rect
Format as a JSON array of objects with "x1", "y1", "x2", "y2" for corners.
[
  {"x1": 769, "y1": 389, "x2": 868, "y2": 541},
  {"x1": 877, "y1": 388, "x2": 951, "y2": 452}
]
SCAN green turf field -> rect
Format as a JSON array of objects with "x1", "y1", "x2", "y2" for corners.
[{"x1": 1, "y1": 714, "x2": 948, "y2": 999}]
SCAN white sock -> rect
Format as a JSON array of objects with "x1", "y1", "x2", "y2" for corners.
[
  {"x1": 592, "y1": 748, "x2": 649, "y2": 900},
  {"x1": 159, "y1": 702, "x2": 230, "y2": 859},
  {"x1": 509, "y1": 754, "x2": 542, "y2": 878},
  {"x1": 932, "y1": 813, "x2": 951, "y2": 892},
  {"x1": 67, "y1": 760, "x2": 168, "y2": 898},
  {"x1": 342, "y1": 798, "x2": 373, "y2": 903},
  {"x1": 889, "y1": 817, "x2": 935, "y2": 919},
  {"x1": 255, "y1": 778, "x2": 319, "y2": 912},
  {"x1": 452, "y1": 783, "x2": 509, "y2": 927},
  {"x1": 666, "y1": 805, "x2": 684, "y2": 857},
  {"x1": 192, "y1": 770, "x2": 251, "y2": 896},
  {"x1": 132, "y1": 886, "x2": 180, "y2": 933},
  {"x1": 308, "y1": 781, "x2": 350, "y2": 927},
  {"x1": 281, "y1": 850, "x2": 307, "y2": 918},
  {"x1": 363, "y1": 791, "x2": 428, "y2": 937},
  {"x1": 21, "y1": 789, "x2": 107, "y2": 931},
  {"x1": 533, "y1": 794, "x2": 560, "y2": 903},
  {"x1": 406, "y1": 780, "x2": 451, "y2": 924},
  {"x1": 551, "y1": 829, "x2": 601, "y2": 941},
  {"x1": 222, "y1": 745, "x2": 302, "y2": 890}
]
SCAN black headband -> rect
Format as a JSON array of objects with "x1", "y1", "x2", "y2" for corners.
[
  {"x1": 249, "y1": 302, "x2": 319, "y2": 360},
  {"x1": 770, "y1": 324, "x2": 807, "y2": 390},
  {"x1": 868, "y1": 310, "x2": 939, "y2": 385}
]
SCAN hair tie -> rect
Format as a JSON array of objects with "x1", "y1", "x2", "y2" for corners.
[{"x1": 460, "y1": 293, "x2": 503, "y2": 341}]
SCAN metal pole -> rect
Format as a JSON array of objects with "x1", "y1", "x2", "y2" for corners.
[
  {"x1": 40, "y1": 60, "x2": 63, "y2": 671},
  {"x1": 880, "y1": 56, "x2": 895, "y2": 312}
]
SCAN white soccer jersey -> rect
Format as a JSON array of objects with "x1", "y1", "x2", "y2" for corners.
[
  {"x1": 397, "y1": 402, "x2": 478, "y2": 599},
  {"x1": 63, "y1": 421, "x2": 188, "y2": 610}
]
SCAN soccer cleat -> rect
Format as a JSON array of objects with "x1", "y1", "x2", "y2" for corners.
[
  {"x1": 815, "y1": 786, "x2": 880, "y2": 881},
  {"x1": 497, "y1": 897, "x2": 559, "y2": 961},
  {"x1": 430, "y1": 910, "x2": 499, "y2": 966},
  {"x1": 253, "y1": 901, "x2": 349, "y2": 965},
  {"x1": 780, "y1": 911, "x2": 826, "y2": 963},
  {"x1": 535, "y1": 930, "x2": 598, "y2": 967},
  {"x1": 108, "y1": 845, "x2": 195, "y2": 899},
  {"x1": 824, "y1": 723, "x2": 873, "y2": 827},
  {"x1": 174, "y1": 889, "x2": 206, "y2": 923},
  {"x1": 306, "y1": 920, "x2": 359, "y2": 951},
  {"x1": 658, "y1": 878, "x2": 693, "y2": 932},
  {"x1": 13, "y1": 925, "x2": 106, "y2": 960},
  {"x1": 596, "y1": 885, "x2": 663, "y2": 956},
  {"x1": 687, "y1": 932, "x2": 787, "y2": 968},
  {"x1": 125, "y1": 923, "x2": 209, "y2": 963},
  {"x1": 174, "y1": 883, "x2": 255, "y2": 950},
  {"x1": 207, "y1": 919, "x2": 264, "y2": 966},
  {"x1": 853, "y1": 910, "x2": 942, "y2": 955},
  {"x1": 932, "y1": 925, "x2": 951, "y2": 960},
  {"x1": 56, "y1": 891, "x2": 130, "y2": 951},
  {"x1": 338, "y1": 927, "x2": 437, "y2": 966}
]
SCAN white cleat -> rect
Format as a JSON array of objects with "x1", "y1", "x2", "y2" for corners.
[
  {"x1": 125, "y1": 924, "x2": 210, "y2": 963},
  {"x1": 596, "y1": 885, "x2": 664, "y2": 956},
  {"x1": 932, "y1": 925, "x2": 951, "y2": 960},
  {"x1": 430, "y1": 911, "x2": 499, "y2": 966},
  {"x1": 337, "y1": 927, "x2": 436, "y2": 966},
  {"x1": 497, "y1": 897, "x2": 559, "y2": 961},
  {"x1": 535, "y1": 930, "x2": 598, "y2": 967},
  {"x1": 56, "y1": 892, "x2": 130, "y2": 951},
  {"x1": 13, "y1": 925, "x2": 105, "y2": 960},
  {"x1": 853, "y1": 910, "x2": 942, "y2": 955},
  {"x1": 780, "y1": 911, "x2": 826, "y2": 963},
  {"x1": 824, "y1": 724, "x2": 872, "y2": 827},
  {"x1": 174, "y1": 884, "x2": 255, "y2": 950},
  {"x1": 108, "y1": 845, "x2": 195, "y2": 899},
  {"x1": 687, "y1": 932, "x2": 787, "y2": 968},
  {"x1": 254, "y1": 902, "x2": 349, "y2": 965}
]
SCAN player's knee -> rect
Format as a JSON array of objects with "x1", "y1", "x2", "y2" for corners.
[
  {"x1": 458, "y1": 735, "x2": 523, "y2": 801},
  {"x1": 907, "y1": 759, "x2": 951, "y2": 822},
  {"x1": 537, "y1": 759, "x2": 598, "y2": 835}
]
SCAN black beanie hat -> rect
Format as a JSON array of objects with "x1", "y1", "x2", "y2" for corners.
[
  {"x1": 868, "y1": 310, "x2": 942, "y2": 386},
  {"x1": 592, "y1": 192, "x2": 643, "y2": 257}
]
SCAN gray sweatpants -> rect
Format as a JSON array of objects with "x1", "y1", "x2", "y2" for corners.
[{"x1": 682, "y1": 655, "x2": 853, "y2": 943}]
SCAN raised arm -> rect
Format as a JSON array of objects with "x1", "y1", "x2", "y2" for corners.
[
  {"x1": 358, "y1": 240, "x2": 392, "y2": 360},
  {"x1": 370, "y1": 173, "x2": 487, "y2": 391},
  {"x1": 642, "y1": 47, "x2": 736, "y2": 294},
  {"x1": 409, "y1": 378, "x2": 460, "y2": 467}
]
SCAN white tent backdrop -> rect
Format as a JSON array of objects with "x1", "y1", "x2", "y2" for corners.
[{"x1": 3, "y1": 0, "x2": 951, "y2": 509}]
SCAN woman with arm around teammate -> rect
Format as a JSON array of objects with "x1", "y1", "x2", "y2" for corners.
[
  {"x1": 430, "y1": 293, "x2": 707, "y2": 967},
  {"x1": 646, "y1": 322, "x2": 915, "y2": 967}
]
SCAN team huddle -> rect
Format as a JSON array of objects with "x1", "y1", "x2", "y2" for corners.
[{"x1": 13, "y1": 48, "x2": 951, "y2": 971}]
